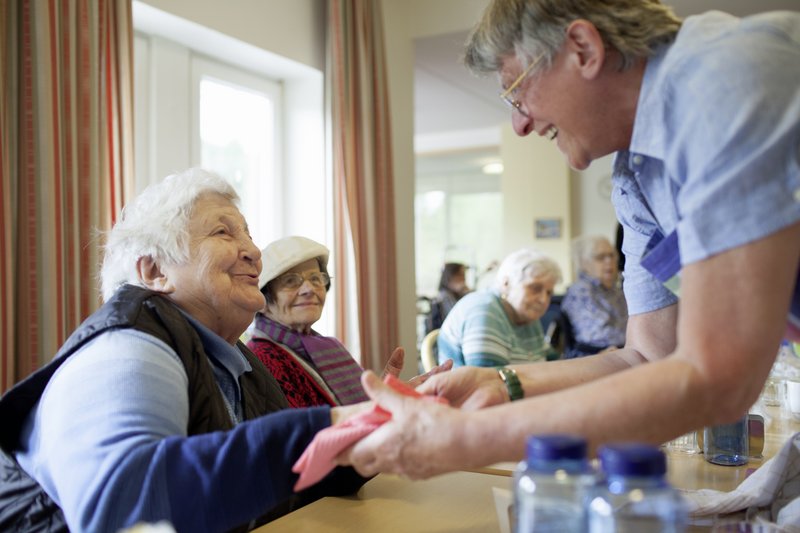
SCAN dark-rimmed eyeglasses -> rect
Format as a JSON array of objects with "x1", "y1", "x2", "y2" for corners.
[
  {"x1": 499, "y1": 53, "x2": 545, "y2": 118},
  {"x1": 276, "y1": 272, "x2": 330, "y2": 290}
]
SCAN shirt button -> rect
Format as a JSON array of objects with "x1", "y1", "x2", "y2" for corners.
[{"x1": 632, "y1": 155, "x2": 644, "y2": 166}]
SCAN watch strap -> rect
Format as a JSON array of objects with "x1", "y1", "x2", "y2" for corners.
[{"x1": 498, "y1": 367, "x2": 523, "y2": 402}]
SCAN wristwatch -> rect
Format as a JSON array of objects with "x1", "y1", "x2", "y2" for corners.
[{"x1": 498, "y1": 367, "x2": 524, "y2": 402}]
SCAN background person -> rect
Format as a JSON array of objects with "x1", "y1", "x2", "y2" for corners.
[
  {"x1": 247, "y1": 235, "x2": 452, "y2": 408},
  {"x1": 437, "y1": 248, "x2": 561, "y2": 367},
  {"x1": 337, "y1": 0, "x2": 800, "y2": 482},
  {"x1": 425, "y1": 262, "x2": 471, "y2": 333},
  {"x1": 0, "y1": 169, "x2": 367, "y2": 532},
  {"x1": 561, "y1": 235, "x2": 628, "y2": 358}
]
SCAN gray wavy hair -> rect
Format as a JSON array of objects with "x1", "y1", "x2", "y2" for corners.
[
  {"x1": 492, "y1": 248, "x2": 562, "y2": 292},
  {"x1": 572, "y1": 235, "x2": 613, "y2": 275},
  {"x1": 464, "y1": 0, "x2": 681, "y2": 76},
  {"x1": 100, "y1": 168, "x2": 239, "y2": 302}
]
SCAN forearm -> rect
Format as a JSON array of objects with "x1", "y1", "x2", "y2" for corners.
[
  {"x1": 70, "y1": 408, "x2": 328, "y2": 530},
  {"x1": 458, "y1": 354, "x2": 714, "y2": 464},
  {"x1": 158, "y1": 408, "x2": 336, "y2": 531},
  {"x1": 462, "y1": 221, "x2": 800, "y2": 463},
  {"x1": 26, "y1": 332, "x2": 341, "y2": 532},
  {"x1": 508, "y1": 348, "x2": 646, "y2": 396}
]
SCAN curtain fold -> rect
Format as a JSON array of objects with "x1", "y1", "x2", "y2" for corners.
[
  {"x1": 0, "y1": 0, "x2": 134, "y2": 393},
  {"x1": 328, "y1": 0, "x2": 399, "y2": 372}
]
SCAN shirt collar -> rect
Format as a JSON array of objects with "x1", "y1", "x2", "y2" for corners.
[
  {"x1": 629, "y1": 43, "x2": 671, "y2": 161},
  {"x1": 181, "y1": 310, "x2": 252, "y2": 379}
]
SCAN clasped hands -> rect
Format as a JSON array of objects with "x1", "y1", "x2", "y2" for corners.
[{"x1": 330, "y1": 364, "x2": 510, "y2": 480}]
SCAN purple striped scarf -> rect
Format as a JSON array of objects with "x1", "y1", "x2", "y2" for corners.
[{"x1": 253, "y1": 315, "x2": 368, "y2": 405}]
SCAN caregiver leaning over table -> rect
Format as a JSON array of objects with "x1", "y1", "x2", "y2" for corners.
[{"x1": 337, "y1": 0, "x2": 800, "y2": 480}]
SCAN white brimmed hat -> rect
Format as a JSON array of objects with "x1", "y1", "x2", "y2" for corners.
[{"x1": 258, "y1": 236, "x2": 330, "y2": 290}]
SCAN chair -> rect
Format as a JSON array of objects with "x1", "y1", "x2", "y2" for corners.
[
  {"x1": 420, "y1": 329, "x2": 439, "y2": 372},
  {"x1": 544, "y1": 309, "x2": 583, "y2": 358},
  {"x1": 555, "y1": 310, "x2": 608, "y2": 359},
  {"x1": 539, "y1": 294, "x2": 563, "y2": 334}
]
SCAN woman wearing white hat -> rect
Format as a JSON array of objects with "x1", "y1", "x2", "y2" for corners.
[{"x1": 246, "y1": 236, "x2": 451, "y2": 407}]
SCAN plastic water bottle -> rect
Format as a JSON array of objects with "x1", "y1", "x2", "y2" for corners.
[
  {"x1": 513, "y1": 434, "x2": 595, "y2": 533},
  {"x1": 588, "y1": 443, "x2": 687, "y2": 533}
]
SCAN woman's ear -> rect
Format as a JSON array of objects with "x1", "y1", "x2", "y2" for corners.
[
  {"x1": 137, "y1": 255, "x2": 175, "y2": 293},
  {"x1": 564, "y1": 19, "x2": 606, "y2": 80}
]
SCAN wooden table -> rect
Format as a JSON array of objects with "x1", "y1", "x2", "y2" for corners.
[
  {"x1": 666, "y1": 406, "x2": 798, "y2": 493},
  {"x1": 254, "y1": 470, "x2": 512, "y2": 532},
  {"x1": 472, "y1": 406, "x2": 799, "y2": 492},
  {"x1": 255, "y1": 407, "x2": 799, "y2": 532}
]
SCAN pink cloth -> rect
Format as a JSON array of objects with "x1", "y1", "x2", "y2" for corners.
[{"x1": 292, "y1": 374, "x2": 447, "y2": 491}]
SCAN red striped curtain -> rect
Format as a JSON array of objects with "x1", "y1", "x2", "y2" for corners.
[
  {"x1": 328, "y1": 0, "x2": 398, "y2": 372},
  {"x1": 0, "y1": 0, "x2": 134, "y2": 393}
]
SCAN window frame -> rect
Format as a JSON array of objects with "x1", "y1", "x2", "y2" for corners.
[{"x1": 190, "y1": 55, "x2": 284, "y2": 249}]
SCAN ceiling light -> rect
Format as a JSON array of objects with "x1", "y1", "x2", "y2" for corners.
[{"x1": 482, "y1": 162, "x2": 504, "y2": 175}]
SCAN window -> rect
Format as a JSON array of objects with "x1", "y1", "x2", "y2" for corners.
[
  {"x1": 133, "y1": 6, "x2": 328, "y2": 333},
  {"x1": 415, "y1": 149, "x2": 504, "y2": 297},
  {"x1": 133, "y1": 35, "x2": 284, "y2": 250},
  {"x1": 192, "y1": 58, "x2": 282, "y2": 249}
]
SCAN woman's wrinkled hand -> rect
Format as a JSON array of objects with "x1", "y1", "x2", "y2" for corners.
[
  {"x1": 330, "y1": 399, "x2": 373, "y2": 426},
  {"x1": 406, "y1": 358, "x2": 453, "y2": 388},
  {"x1": 381, "y1": 347, "x2": 406, "y2": 379},
  {"x1": 335, "y1": 371, "x2": 464, "y2": 479},
  {"x1": 416, "y1": 366, "x2": 508, "y2": 410},
  {"x1": 381, "y1": 347, "x2": 454, "y2": 388}
]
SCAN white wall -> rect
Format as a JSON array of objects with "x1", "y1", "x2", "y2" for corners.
[
  {"x1": 501, "y1": 124, "x2": 572, "y2": 289},
  {"x1": 383, "y1": 0, "x2": 577, "y2": 363},
  {"x1": 379, "y1": 1, "x2": 418, "y2": 376},
  {"x1": 571, "y1": 155, "x2": 618, "y2": 244},
  {"x1": 139, "y1": 0, "x2": 326, "y2": 71}
]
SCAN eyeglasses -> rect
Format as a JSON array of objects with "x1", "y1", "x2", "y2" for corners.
[
  {"x1": 499, "y1": 53, "x2": 545, "y2": 118},
  {"x1": 276, "y1": 272, "x2": 330, "y2": 290},
  {"x1": 593, "y1": 252, "x2": 617, "y2": 262}
]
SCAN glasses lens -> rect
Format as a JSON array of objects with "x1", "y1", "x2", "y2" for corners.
[
  {"x1": 279, "y1": 273, "x2": 303, "y2": 289},
  {"x1": 308, "y1": 273, "x2": 329, "y2": 286},
  {"x1": 279, "y1": 272, "x2": 329, "y2": 289}
]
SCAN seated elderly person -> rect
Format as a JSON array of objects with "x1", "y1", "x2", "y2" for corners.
[
  {"x1": 0, "y1": 169, "x2": 367, "y2": 532},
  {"x1": 425, "y1": 262, "x2": 471, "y2": 333},
  {"x1": 437, "y1": 248, "x2": 561, "y2": 367},
  {"x1": 561, "y1": 235, "x2": 628, "y2": 358},
  {"x1": 247, "y1": 236, "x2": 451, "y2": 407}
]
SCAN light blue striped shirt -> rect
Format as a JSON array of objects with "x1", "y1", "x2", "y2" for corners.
[{"x1": 437, "y1": 290, "x2": 552, "y2": 367}]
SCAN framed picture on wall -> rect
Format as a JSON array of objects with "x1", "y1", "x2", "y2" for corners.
[{"x1": 534, "y1": 218, "x2": 562, "y2": 239}]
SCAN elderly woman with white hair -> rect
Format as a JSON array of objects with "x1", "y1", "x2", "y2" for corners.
[
  {"x1": 0, "y1": 169, "x2": 368, "y2": 533},
  {"x1": 436, "y1": 248, "x2": 561, "y2": 367},
  {"x1": 246, "y1": 236, "x2": 451, "y2": 408},
  {"x1": 561, "y1": 235, "x2": 628, "y2": 358}
]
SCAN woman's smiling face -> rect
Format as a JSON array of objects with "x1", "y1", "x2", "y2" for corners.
[
  {"x1": 158, "y1": 193, "x2": 264, "y2": 343},
  {"x1": 265, "y1": 259, "x2": 327, "y2": 334}
]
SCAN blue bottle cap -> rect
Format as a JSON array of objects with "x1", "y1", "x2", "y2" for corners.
[
  {"x1": 598, "y1": 443, "x2": 666, "y2": 477},
  {"x1": 526, "y1": 434, "x2": 587, "y2": 462}
]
